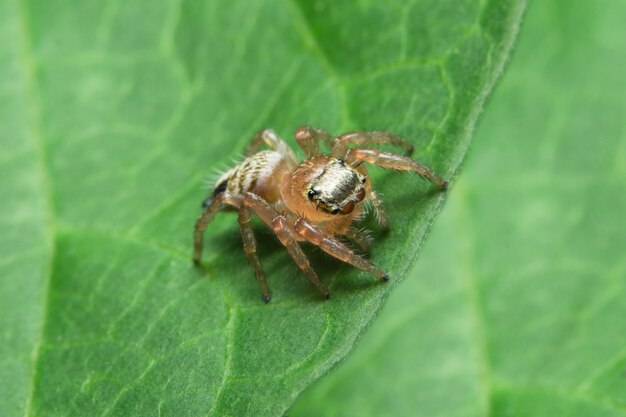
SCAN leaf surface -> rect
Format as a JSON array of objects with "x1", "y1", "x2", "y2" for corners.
[
  {"x1": 291, "y1": 0, "x2": 626, "y2": 415},
  {"x1": 0, "y1": 0, "x2": 524, "y2": 415}
]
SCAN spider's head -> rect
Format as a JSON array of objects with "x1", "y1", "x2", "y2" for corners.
[{"x1": 282, "y1": 156, "x2": 368, "y2": 221}]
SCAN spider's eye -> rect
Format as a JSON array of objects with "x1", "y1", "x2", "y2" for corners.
[
  {"x1": 341, "y1": 201, "x2": 355, "y2": 214},
  {"x1": 307, "y1": 190, "x2": 317, "y2": 199},
  {"x1": 360, "y1": 176, "x2": 367, "y2": 184},
  {"x1": 356, "y1": 187, "x2": 366, "y2": 201},
  {"x1": 330, "y1": 208, "x2": 340, "y2": 215}
]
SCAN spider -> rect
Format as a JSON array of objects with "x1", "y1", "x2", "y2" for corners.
[{"x1": 193, "y1": 126, "x2": 447, "y2": 302}]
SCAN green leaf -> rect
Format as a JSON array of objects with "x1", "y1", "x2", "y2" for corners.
[
  {"x1": 0, "y1": 0, "x2": 524, "y2": 415},
  {"x1": 291, "y1": 0, "x2": 626, "y2": 416}
]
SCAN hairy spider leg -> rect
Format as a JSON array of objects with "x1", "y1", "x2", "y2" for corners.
[
  {"x1": 238, "y1": 204, "x2": 272, "y2": 302},
  {"x1": 244, "y1": 129, "x2": 276, "y2": 156},
  {"x1": 242, "y1": 193, "x2": 330, "y2": 299},
  {"x1": 193, "y1": 194, "x2": 226, "y2": 263},
  {"x1": 367, "y1": 189, "x2": 389, "y2": 229},
  {"x1": 294, "y1": 125, "x2": 334, "y2": 157},
  {"x1": 293, "y1": 218, "x2": 389, "y2": 281},
  {"x1": 273, "y1": 216, "x2": 331, "y2": 299},
  {"x1": 244, "y1": 129, "x2": 297, "y2": 162},
  {"x1": 333, "y1": 131, "x2": 414, "y2": 157},
  {"x1": 345, "y1": 227, "x2": 373, "y2": 253},
  {"x1": 348, "y1": 148, "x2": 448, "y2": 189}
]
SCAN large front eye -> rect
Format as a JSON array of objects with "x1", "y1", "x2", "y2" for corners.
[
  {"x1": 356, "y1": 187, "x2": 366, "y2": 202},
  {"x1": 330, "y1": 208, "x2": 340, "y2": 215},
  {"x1": 340, "y1": 201, "x2": 355, "y2": 214},
  {"x1": 307, "y1": 190, "x2": 317, "y2": 200}
]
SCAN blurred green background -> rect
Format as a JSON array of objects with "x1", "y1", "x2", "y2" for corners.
[{"x1": 291, "y1": 0, "x2": 626, "y2": 415}]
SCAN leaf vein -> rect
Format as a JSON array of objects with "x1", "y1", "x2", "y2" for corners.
[{"x1": 14, "y1": 0, "x2": 57, "y2": 414}]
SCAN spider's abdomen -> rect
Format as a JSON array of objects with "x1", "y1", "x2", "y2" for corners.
[{"x1": 214, "y1": 150, "x2": 289, "y2": 203}]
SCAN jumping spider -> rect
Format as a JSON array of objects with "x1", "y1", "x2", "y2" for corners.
[{"x1": 193, "y1": 126, "x2": 447, "y2": 302}]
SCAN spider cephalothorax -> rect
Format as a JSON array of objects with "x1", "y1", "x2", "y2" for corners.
[
  {"x1": 305, "y1": 157, "x2": 367, "y2": 215},
  {"x1": 193, "y1": 126, "x2": 447, "y2": 302}
]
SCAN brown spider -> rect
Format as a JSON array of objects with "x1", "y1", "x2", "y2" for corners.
[{"x1": 193, "y1": 126, "x2": 447, "y2": 302}]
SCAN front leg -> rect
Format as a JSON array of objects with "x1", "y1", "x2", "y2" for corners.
[
  {"x1": 333, "y1": 131, "x2": 414, "y2": 157},
  {"x1": 241, "y1": 193, "x2": 330, "y2": 299},
  {"x1": 345, "y1": 227, "x2": 373, "y2": 253},
  {"x1": 348, "y1": 148, "x2": 448, "y2": 189},
  {"x1": 368, "y1": 190, "x2": 389, "y2": 229},
  {"x1": 293, "y1": 218, "x2": 389, "y2": 281}
]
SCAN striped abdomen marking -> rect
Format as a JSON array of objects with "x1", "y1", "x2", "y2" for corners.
[{"x1": 210, "y1": 150, "x2": 286, "y2": 204}]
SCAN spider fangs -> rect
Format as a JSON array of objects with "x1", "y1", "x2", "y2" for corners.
[{"x1": 193, "y1": 126, "x2": 447, "y2": 302}]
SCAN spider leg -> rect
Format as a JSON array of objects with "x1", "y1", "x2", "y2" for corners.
[
  {"x1": 333, "y1": 131, "x2": 414, "y2": 157},
  {"x1": 244, "y1": 129, "x2": 274, "y2": 156},
  {"x1": 238, "y1": 205, "x2": 272, "y2": 302},
  {"x1": 244, "y1": 129, "x2": 297, "y2": 163},
  {"x1": 273, "y1": 216, "x2": 330, "y2": 299},
  {"x1": 241, "y1": 193, "x2": 330, "y2": 299},
  {"x1": 193, "y1": 194, "x2": 226, "y2": 264},
  {"x1": 368, "y1": 190, "x2": 389, "y2": 229},
  {"x1": 348, "y1": 148, "x2": 448, "y2": 189},
  {"x1": 294, "y1": 218, "x2": 389, "y2": 281},
  {"x1": 345, "y1": 227, "x2": 373, "y2": 253},
  {"x1": 294, "y1": 125, "x2": 334, "y2": 157}
]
